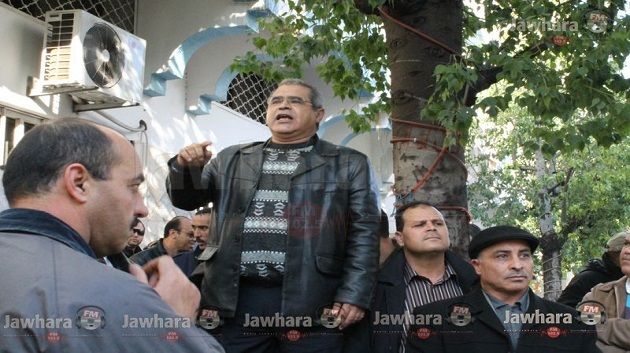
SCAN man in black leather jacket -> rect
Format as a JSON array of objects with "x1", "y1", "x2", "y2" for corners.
[
  {"x1": 166, "y1": 78, "x2": 380, "y2": 353},
  {"x1": 558, "y1": 231, "x2": 627, "y2": 308}
]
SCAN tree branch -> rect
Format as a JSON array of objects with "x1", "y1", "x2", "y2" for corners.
[
  {"x1": 464, "y1": 41, "x2": 550, "y2": 106},
  {"x1": 353, "y1": 0, "x2": 381, "y2": 15},
  {"x1": 560, "y1": 215, "x2": 585, "y2": 237},
  {"x1": 559, "y1": 167, "x2": 574, "y2": 230}
]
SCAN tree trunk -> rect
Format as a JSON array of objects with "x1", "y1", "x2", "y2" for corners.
[
  {"x1": 383, "y1": 0, "x2": 470, "y2": 258},
  {"x1": 535, "y1": 149, "x2": 563, "y2": 300}
]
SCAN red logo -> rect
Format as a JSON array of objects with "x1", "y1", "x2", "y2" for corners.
[
  {"x1": 416, "y1": 327, "x2": 432, "y2": 340},
  {"x1": 286, "y1": 329, "x2": 302, "y2": 342},
  {"x1": 165, "y1": 331, "x2": 179, "y2": 341},
  {"x1": 46, "y1": 331, "x2": 61, "y2": 343},
  {"x1": 546, "y1": 326, "x2": 561, "y2": 338}
]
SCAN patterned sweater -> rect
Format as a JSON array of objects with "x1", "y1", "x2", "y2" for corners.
[{"x1": 239, "y1": 139, "x2": 314, "y2": 284}]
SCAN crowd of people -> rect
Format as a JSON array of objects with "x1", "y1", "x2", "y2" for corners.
[{"x1": 0, "y1": 78, "x2": 626, "y2": 353}]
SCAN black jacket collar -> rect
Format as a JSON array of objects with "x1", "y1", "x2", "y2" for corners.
[
  {"x1": 378, "y1": 248, "x2": 479, "y2": 293},
  {"x1": 0, "y1": 208, "x2": 96, "y2": 258}
]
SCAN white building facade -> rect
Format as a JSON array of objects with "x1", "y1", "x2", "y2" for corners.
[{"x1": 0, "y1": 0, "x2": 395, "y2": 243}]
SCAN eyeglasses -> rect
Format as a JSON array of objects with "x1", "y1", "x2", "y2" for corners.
[
  {"x1": 267, "y1": 95, "x2": 313, "y2": 107},
  {"x1": 131, "y1": 228, "x2": 144, "y2": 236}
]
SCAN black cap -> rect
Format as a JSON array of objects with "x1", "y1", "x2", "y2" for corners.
[{"x1": 468, "y1": 225, "x2": 539, "y2": 259}]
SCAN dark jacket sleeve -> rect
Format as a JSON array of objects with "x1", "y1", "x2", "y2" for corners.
[
  {"x1": 445, "y1": 251, "x2": 478, "y2": 293},
  {"x1": 333, "y1": 154, "x2": 380, "y2": 309},
  {"x1": 559, "y1": 258, "x2": 622, "y2": 309},
  {"x1": 129, "y1": 242, "x2": 166, "y2": 266},
  {"x1": 558, "y1": 268, "x2": 609, "y2": 308}
]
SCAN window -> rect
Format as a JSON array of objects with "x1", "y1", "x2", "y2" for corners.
[
  {"x1": 221, "y1": 73, "x2": 277, "y2": 124},
  {"x1": 0, "y1": 107, "x2": 44, "y2": 166}
]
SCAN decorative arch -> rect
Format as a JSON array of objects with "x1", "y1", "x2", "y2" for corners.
[
  {"x1": 186, "y1": 55, "x2": 275, "y2": 115},
  {"x1": 318, "y1": 114, "x2": 346, "y2": 137},
  {"x1": 143, "y1": 0, "x2": 282, "y2": 98}
]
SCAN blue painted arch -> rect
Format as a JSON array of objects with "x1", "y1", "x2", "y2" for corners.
[
  {"x1": 186, "y1": 54, "x2": 276, "y2": 115},
  {"x1": 143, "y1": 0, "x2": 282, "y2": 98}
]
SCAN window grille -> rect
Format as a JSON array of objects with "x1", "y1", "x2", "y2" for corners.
[
  {"x1": 221, "y1": 73, "x2": 277, "y2": 125},
  {"x1": 2, "y1": 0, "x2": 136, "y2": 33}
]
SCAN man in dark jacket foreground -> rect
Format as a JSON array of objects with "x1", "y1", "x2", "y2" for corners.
[
  {"x1": 406, "y1": 225, "x2": 599, "y2": 353},
  {"x1": 0, "y1": 119, "x2": 223, "y2": 353}
]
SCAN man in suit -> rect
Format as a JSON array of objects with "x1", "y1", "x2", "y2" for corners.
[{"x1": 405, "y1": 225, "x2": 599, "y2": 353}]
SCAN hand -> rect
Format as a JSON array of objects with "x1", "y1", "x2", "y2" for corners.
[
  {"x1": 332, "y1": 302, "x2": 365, "y2": 330},
  {"x1": 130, "y1": 256, "x2": 201, "y2": 320},
  {"x1": 176, "y1": 141, "x2": 213, "y2": 167}
]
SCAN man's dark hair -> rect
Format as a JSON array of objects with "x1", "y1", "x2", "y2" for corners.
[
  {"x1": 3, "y1": 118, "x2": 120, "y2": 205},
  {"x1": 379, "y1": 210, "x2": 390, "y2": 239},
  {"x1": 131, "y1": 218, "x2": 144, "y2": 229},
  {"x1": 195, "y1": 207, "x2": 212, "y2": 216},
  {"x1": 395, "y1": 201, "x2": 438, "y2": 232},
  {"x1": 163, "y1": 216, "x2": 187, "y2": 237}
]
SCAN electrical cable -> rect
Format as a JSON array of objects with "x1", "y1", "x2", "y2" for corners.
[{"x1": 94, "y1": 110, "x2": 147, "y2": 132}]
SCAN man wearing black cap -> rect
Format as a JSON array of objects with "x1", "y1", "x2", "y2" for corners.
[{"x1": 406, "y1": 225, "x2": 599, "y2": 353}]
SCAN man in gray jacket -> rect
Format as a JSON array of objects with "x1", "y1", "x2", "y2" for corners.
[{"x1": 0, "y1": 118, "x2": 224, "y2": 353}]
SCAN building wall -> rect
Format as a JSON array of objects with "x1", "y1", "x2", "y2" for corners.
[
  {"x1": 0, "y1": 3, "x2": 74, "y2": 118},
  {"x1": 0, "y1": 0, "x2": 392, "y2": 244},
  {"x1": 137, "y1": 0, "x2": 256, "y2": 79}
]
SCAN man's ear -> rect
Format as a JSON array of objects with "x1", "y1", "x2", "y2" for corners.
[
  {"x1": 314, "y1": 108, "x2": 325, "y2": 123},
  {"x1": 471, "y1": 259, "x2": 482, "y2": 276},
  {"x1": 63, "y1": 163, "x2": 91, "y2": 203},
  {"x1": 394, "y1": 231, "x2": 404, "y2": 247}
]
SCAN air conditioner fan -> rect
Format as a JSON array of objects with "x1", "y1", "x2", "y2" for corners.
[{"x1": 83, "y1": 23, "x2": 125, "y2": 88}]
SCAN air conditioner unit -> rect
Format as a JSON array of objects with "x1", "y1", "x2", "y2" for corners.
[{"x1": 39, "y1": 10, "x2": 146, "y2": 105}]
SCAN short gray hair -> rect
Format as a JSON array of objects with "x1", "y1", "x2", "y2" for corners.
[{"x1": 275, "y1": 78, "x2": 323, "y2": 109}]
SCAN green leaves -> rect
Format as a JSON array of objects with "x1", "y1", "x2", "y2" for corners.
[
  {"x1": 231, "y1": 0, "x2": 389, "y2": 133},
  {"x1": 468, "y1": 105, "x2": 630, "y2": 272},
  {"x1": 231, "y1": 0, "x2": 628, "y2": 145}
]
